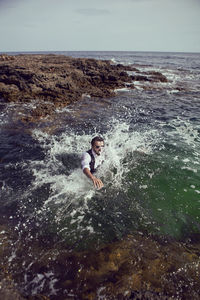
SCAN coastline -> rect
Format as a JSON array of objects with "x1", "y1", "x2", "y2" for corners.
[{"x1": 0, "y1": 53, "x2": 167, "y2": 122}]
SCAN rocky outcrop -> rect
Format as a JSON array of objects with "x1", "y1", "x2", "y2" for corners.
[
  {"x1": 131, "y1": 71, "x2": 168, "y2": 83},
  {"x1": 0, "y1": 54, "x2": 168, "y2": 121},
  {"x1": 0, "y1": 54, "x2": 131, "y2": 120}
]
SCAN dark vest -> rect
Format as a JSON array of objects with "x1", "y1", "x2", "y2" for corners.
[{"x1": 87, "y1": 149, "x2": 96, "y2": 174}]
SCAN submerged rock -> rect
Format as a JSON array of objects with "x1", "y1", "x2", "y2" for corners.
[
  {"x1": 2, "y1": 227, "x2": 199, "y2": 300},
  {"x1": 0, "y1": 225, "x2": 25, "y2": 300},
  {"x1": 63, "y1": 234, "x2": 200, "y2": 299},
  {"x1": 0, "y1": 278, "x2": 26, "y2": 300}
]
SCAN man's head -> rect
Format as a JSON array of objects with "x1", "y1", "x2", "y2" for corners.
[{"x1": 91, "y1": 136, "x2": 104, "y2": 156}]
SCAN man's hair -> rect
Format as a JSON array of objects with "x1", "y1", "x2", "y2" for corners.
[{"x1": 91, "y1": 136, "x2": 104, "y2": 146}]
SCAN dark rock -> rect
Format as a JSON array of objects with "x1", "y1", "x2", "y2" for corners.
[
  {"x1": 131, "y1": 71, "x2": 168, "y2": 83},
  {"x1": 146, "y1": 71, "x2": 168, "y2": 83},
  {"x1": 1, "y1": 222, "x2": 200, "y2": 300},
  {"x1": 0, "y1": 278, "x2": 26, "y2": 300},
  {"x1": 0, "y1": 54, "x2": 135, "y2": 121},
  {"x1": 131, "y1": 75, "x2": 151, "y2": 82},
  {"x1": 0, "y1": 54, "x2": 168, "y2": 122},
  {"x1": 0, "y1": 54, "x2": 15, "y2": 62}
]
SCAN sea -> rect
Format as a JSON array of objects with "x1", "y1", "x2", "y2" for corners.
[{"x1": 0, "y1": 51, "x2": 200, "y2": 298}]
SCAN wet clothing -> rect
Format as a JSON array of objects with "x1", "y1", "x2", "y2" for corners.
[
  {"x1": 87, "y1": 149, "x2": 96, "y2": 173},
  {"x1": 81, "y1": 149, "x2": 104, "y2": 174}
]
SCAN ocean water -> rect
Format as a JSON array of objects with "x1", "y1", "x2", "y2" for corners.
[{"x1": 0, "y1": 51, "x2": 200, "y2": 297}]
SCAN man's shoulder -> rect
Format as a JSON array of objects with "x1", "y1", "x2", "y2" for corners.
[{"x1": 81, "y1": 151, "x2": 91, "y2": 159}]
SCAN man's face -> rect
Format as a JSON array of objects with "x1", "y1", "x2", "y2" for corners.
[{"x1": 92, "y1": 141, "x2": 104, "y2": 156}]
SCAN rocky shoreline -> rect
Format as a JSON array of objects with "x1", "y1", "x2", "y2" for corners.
[{"x1": 0, "y1": 54, "x2": 167, "y2": 122}]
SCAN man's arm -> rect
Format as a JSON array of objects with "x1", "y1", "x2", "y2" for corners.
[{"x1": 83, "y1": 168, "x2": 104, "y2": 189}]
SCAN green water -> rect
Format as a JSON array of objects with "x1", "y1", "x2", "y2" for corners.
[
  {"x1": 127, "y1": 145, "x2": 200, "y2": 239},
  {"x1": 36, "y1": 145, "x2": 199, "y2": 250}
]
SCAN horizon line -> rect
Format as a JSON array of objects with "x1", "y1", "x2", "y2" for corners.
[{"x1": 1, "y1": 50, "x2": 200, "y2": 55}]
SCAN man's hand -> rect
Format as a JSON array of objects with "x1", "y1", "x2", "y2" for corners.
[
  {"x1": 91, "y1": 176, "x2": 104, "y2": 189},
  {"x1": 83, "y1": 168, "x2": 104, "y2": 189}
]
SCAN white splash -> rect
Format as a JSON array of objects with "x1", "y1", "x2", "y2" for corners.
[{"x1": 31, "y1": 120, "x2": 156, "y2": 210}]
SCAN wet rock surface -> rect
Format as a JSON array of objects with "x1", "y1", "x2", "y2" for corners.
[
  {"x1": 0, "y1": 225, "x2": 25, "y2": 300},
  {"x1": 0, "y1": 54, "x2": 168, "y2": 121},
  {"x1": 1, "y1": 223, "x2": 200, "y2": 300}
]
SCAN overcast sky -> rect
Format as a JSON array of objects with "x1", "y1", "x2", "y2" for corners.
[{"x1": 0, "y1": 0, "x2": 200, "y2": 53}]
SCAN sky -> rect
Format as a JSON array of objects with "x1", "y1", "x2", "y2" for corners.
[{"x1": 0, "y1": 0, "x2": 200, "y2": 53}]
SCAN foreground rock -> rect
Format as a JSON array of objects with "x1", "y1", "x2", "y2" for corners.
[
  {"x1": 0, "y1": 54, "x2": 168, "y2": 121},
  {"x1": 1, "y1": 222, "x2": 200, "y2": 300}
]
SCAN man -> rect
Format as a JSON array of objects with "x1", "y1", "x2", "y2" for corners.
[{"x1": 81, "y1": 136, "x2": 105, "y2": 189}]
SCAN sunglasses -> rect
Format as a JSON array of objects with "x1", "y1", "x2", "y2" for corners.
[{"x1": 95, "y1": 145, "x2": 104, "y2": 149}]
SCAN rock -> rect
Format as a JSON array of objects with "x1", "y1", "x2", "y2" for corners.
[
  {"x1": 0, "y1": 55, "x2": 129, "y2": 104},
  {"x1": 0, "y1": 54, "x2": 135, "y2": 121},
  {"x1": 6, "y1": 233, "x2": 198, "y2": 300},
  {"x1": 0, "y1": 54, "x2": 15, "y2": 61},
  {"x1": 0, "y1": 225, "x2": 26, "y2": 300},
  {"x1": 0, "y1": 54, "x2": 168, "y2": 122},
  {"x1": 1, "y1": 221, "x2": 200, "y2": 300},
  {"x1": 131, "y1": 75, "x2": 151, "y2": 82},
  {"x1": 131, "y1": 72, "x2": 168, "y2": 83},
  {"x1": 145, "y1": 71, "x2": 168, "y2": 83},
  {"x1": 0, "y1": 278, "x2": 26, "y2": 300}
]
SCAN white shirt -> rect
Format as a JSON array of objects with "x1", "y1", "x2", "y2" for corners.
[{"x1": 81, "y1": 149, "x2": 104, "y2": 171}]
